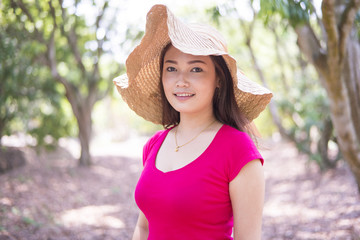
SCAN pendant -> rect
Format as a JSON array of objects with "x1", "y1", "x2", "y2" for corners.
[{"x1": 175, "y1": 146, "x2": 179, "y2": 152}]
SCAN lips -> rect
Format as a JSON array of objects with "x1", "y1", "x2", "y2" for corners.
[
  {"x1": 174, "y1": 93, "x2": 195, "y2": 97},
  {"x1": 173, "y1": 92, "x2": 195, "y2": 101}
]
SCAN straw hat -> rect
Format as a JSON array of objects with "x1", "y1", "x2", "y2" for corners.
[{"x1": 113, "y1": 4, "x2": 272, "y2": 124}]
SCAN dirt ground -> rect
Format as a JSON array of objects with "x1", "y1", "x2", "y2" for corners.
[{"x1": 0, "y1": 137, "x2": 359, "y2": 240}]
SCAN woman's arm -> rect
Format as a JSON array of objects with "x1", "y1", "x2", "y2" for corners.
[
  {"x1": 132, "y1": 210, "x2": 149, "y2": 240},
  {"x1": 229, "y1": 159, "x2": 265, "y2": 240}
]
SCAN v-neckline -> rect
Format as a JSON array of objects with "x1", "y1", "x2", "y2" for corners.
[{"x1": 153, "y1": 124, "x2": 225, "y2": 174}]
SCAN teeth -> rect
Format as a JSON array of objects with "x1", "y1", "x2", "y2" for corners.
[{"x1": 176, "y1": 93, "x2": 193, "y2": 97}]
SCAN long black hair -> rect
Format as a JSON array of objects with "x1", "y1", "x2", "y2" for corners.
[{"x1": 159, "y1": 44, "x2": 254, "y2": 136}]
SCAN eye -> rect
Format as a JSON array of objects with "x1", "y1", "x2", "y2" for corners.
[
  {"x1": 191, "y1": 67, "x2": 203, "y2": 72},
  {"x1": 166, "y1": 67, "x2": 176, "y2": 72}
]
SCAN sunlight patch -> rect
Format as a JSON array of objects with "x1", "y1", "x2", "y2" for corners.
[
  {"x1": 59, "y1": 205, "x2": 124, "y2": 228},
  {"x1": 264, "y1": 201, "x2": 323, "y2": 219}
]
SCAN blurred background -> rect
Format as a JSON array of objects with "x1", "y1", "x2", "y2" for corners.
[{"x1": 1, "y1": 0, "x2": 360, "y2": 239}]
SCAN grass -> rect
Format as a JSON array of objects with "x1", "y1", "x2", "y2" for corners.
[{"x1": 21, "y1": 216, "x2": 41, "y2": 228}]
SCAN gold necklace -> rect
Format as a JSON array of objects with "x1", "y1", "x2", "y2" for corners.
[{"x1": 174, "y1": 120, "x2": 216, "y2": 152}]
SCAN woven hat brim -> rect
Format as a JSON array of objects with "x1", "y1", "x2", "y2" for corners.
[
  {"x1": 113, "y1": 68, "x2": 273, "y2": 124},
  {"x1": 113, "y1": 4, "x2": 273, "y2": 125},
  {"x1": 113, "y1": 72, "x2": 163, "y2": 124},
  {"x1": 234, "y1": 70, "x2": 273, "y2": 121}
]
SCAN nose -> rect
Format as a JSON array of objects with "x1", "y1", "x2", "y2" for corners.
[{"x1": 175, "y1": 73, "x2": 189, "y2": 87}]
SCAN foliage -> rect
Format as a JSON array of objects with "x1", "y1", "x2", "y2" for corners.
[
  {"x1": 0, "y1": 18, "x2": 74, "y2": 148},
  {"x1": 206, "y1": 1, "x2": 340, "y2": 170},
  {"x1": 258, "y1": 0, "x2": 314, "y2": 27},
  {"x1": 257, "y1": 0, "x2": 360, "y2": 174},
  {"x1": 2, "y1": 0, "x2": 122, "y2": 165},
  {"x1": 276, "y1": 63, "x2": 340, "y2": 169}
]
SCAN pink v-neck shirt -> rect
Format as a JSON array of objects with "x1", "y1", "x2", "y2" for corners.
[{"x1": 135, "y1": 124, "x2": 263, "y2": 240}]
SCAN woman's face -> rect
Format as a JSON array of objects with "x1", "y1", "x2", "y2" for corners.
[{"x1": 162, "y1": 45, "x2": 218, "y2": 117}]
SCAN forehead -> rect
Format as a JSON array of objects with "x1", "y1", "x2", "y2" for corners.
[{"x1": 163, "y1": 45, "x2": 212, "y2": 63}]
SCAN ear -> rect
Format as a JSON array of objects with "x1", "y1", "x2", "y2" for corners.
[{"x1": 216, "y1": 77, "x2": 221, "y2": 88}]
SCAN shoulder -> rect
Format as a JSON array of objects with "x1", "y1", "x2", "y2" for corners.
[
  {"x1": 219, "y1": 124, "x2": 262, "y2": 163},
  {"x1": 149, "y1": 129, "x2": 168, "y2": 142},
  {"x1": 144, "y1": 129, "x2": 169, "y2": 150},
  {"x1": 220, "y1": 124, "x2": 254, "y2": 146},
  {"x1": 142, "y1": 128, "x2": 170, "y2": 165},
  {"x1": 219, "y1": 125, "x2": 263, "y2": 181}
]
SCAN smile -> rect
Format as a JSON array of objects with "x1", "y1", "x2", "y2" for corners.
[{"x1": 174, "y1": 93, "x2": 195, "y2": 97}]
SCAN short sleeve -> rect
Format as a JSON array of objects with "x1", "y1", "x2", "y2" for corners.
[
  {"x1": 142, "y1": 130, "x2": 166, "y2": 166},
  {"x1": 227, "y1": 132, "x2": 263, "y2": 182}
]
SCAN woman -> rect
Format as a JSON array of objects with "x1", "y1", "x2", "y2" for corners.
[{"x1": 113, "y1": 5, "x2": 273, "y2": 240}]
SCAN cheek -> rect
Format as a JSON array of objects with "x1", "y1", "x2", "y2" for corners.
[
  {"x1": 162, "y1": 77, "x2": 173, "y2": 98},
  {"x1": 202, "y1": 75, "x2": 218, "y2": 95}
]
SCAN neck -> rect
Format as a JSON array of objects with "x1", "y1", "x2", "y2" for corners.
[{"x1": 177, "y1": 112, "x2": 217, "y2": 133}]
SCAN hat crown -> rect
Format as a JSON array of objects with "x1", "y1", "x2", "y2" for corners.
[{"x1": 166, "y1": 7, "x2": 228, "y2": 56}]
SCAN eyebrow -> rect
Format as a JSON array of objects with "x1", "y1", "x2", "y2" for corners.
[{"x1": 164, "y1": 60, "x2": 207, "y2": 65}]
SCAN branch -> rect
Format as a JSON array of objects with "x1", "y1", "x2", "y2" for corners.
[
  {"x1": 97, "y1": 64, "x2": 123, "y2": 102},
  {"x1": 238, "y1": 9, "x2": 290, "y2": 140},
  {"x1": 294, "y1": 24, "x2": 328, "y2": 77},
  {"x1": 14, "y1": 0, "x2": 34, "y2": 22},
  {"x1": 236, "y1": 2, "x2": 256, "y2": 44},
  {"x1": 47, "y1": 28, "x2": 80, "y2": 118},
  {"x1": 48, "y1": 0, "x2": 57, "y2": 28},
  {"x1": 90, "y1": 1, "x2": 111, "y2": 104},
  {"x1": 12, "y1": 0, "x2": 45, "y2": 43},
  {"x1": 268, "y1": 23, "x2": 290, "y2": 92},
  {"x1": 322, "y1": 0, "x2": 340, "y2": 67},
  {"x1": 95, "y1": 1, "x2": 109, "y2": 30},
  {"x1": 339, "y1": 0, "x2": 360, "y2": 63},
  {"x1": 58, "y1": 0, "x2": 86, "y2": 74},
  {"x1": 92, "y1": 1, "x2": 109, "y2": 83},
  {"x1": 309, "y1": 0, "x2": 327, "y2": 43}
]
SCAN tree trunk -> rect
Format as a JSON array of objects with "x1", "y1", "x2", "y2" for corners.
[
  {"x1": 8, "y1": 0, "x2": 116, "y2": 167},
  {"x1": 327, "y1": 44, "x2": 360, "y2": 192},
  {"x1": 293, "y1": 0, "x2": 360, "y2": 192},
  {"x1": 322, "y1": 1, "x2": 360, "y2": 193},
  {"x1": 77, "y1": 104, "x2": 92, "y2": 166},
  {"x1": 0, "y1": 120, "x2": 4, "y2": 146},
  {"x1": 317, "y1": 117, "x2": 340, "y2": 169},
  {"x1": 327, "y1": 72, "x2": 360, "y2": 192},
  {"x1": 63, "y1": 92, "x2": 93, "y2": 166},
  {"x1": 299, "y1": 38, "x2": 360, "y2": 191},
  {"x1": 46, "y1": 26, "x2": 95, "y2": 166}
]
